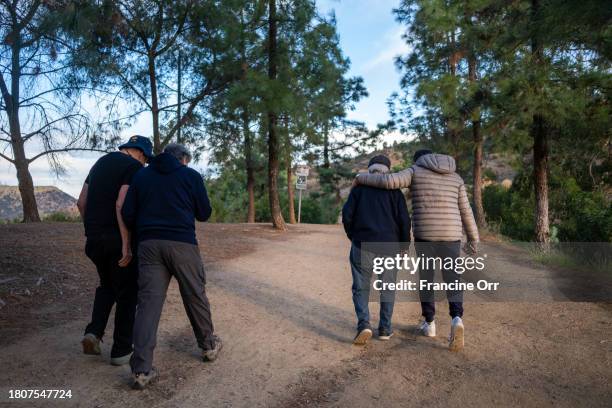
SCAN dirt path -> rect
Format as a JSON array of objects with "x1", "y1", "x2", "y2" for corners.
[{"x1": 1, "y1": 224, "x2": 611, "y2": 407}]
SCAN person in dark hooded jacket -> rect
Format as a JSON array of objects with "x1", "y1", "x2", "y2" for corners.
[
  {"x1": 121, "y1": 143, "x2": 221, "y2": 390},
  {"x1": 342, "y1": 154, "x2": 411, "y2": 345}
]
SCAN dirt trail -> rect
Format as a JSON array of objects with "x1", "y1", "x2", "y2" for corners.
[{"x1": 1, "y1": 224, "x2": 611, "y2": 407}]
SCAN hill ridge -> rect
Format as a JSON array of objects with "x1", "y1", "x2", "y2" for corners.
[{"x1": 0, "y1": 185, "x2": 77, "y2": 220}]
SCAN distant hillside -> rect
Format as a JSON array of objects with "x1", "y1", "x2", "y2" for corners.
[
  {"x1": 0, "y1": 186, "x2": 78, "y2": 220},
  {"x1": 336, "y1": 147, "x2": 407, "y2": 200}
]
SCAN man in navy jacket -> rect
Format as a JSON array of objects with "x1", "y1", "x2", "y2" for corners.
[
  {"x1": 122, "y1": 143, "x2": 220, "y2": 390},
  {"x1": 342, "y1": 155, "x2": 410, "y2": 345}
]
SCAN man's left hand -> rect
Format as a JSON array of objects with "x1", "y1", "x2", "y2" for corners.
[{"x1": 118, "y1": 246, "x2": 133, "y2": 267}]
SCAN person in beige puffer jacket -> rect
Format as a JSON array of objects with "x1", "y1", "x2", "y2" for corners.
[
  {"x1": 355, "y1": 149, "x2": 480, "y2": 352},
  {"x1": 355, "y1": 151, "x2": 479, "y2": 244}
]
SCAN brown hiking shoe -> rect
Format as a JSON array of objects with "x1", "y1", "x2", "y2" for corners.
[
  {"x1": 353, "y1": 328, "x2": 373, "y2": 345},
  {"x1": 202, "y1": 336, "x2": 223, "y2": 362},
  {"x1": 82, "y1": 333, "x2": 101, "y2": 355}
]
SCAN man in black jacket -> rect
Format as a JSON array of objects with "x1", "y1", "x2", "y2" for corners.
[
  {"x1": 342, "y1": 155, "x2": 411, "y2": 345},
  {"x1": 122, "y1": 143, "x2": 221, "y2": 390},
  {"x1": 77, "y1": 135, "x2": 153, "y2": 366}
]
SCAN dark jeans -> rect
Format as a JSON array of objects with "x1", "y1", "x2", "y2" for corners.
[
  {"x1": 84, "y1": 234, "x2": 138, "y2": 358},
  {"x1": 414, "y1": 240, "x2": 463, "y2": 322},
  {"x1": 130, "y1": 239, "x2": 215, "y2": 375},
  {"x1": 349, "y1": 244, "x2": 396, "y2": 332}
]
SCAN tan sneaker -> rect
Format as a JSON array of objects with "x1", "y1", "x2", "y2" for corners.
[
  {"x1": 449, "y1": 317, "x2": 464, "y2": 352},
  {"x1": 82, "y1": 333, "x2": 101, "y2": 355},
  {"x1": 353, "y1": 328, "x2": 372, "y2": 345},
  {"x1": 132, "y1": 368, "x2": 158, "y2": 390}
]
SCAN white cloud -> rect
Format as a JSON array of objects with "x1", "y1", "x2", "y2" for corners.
[{"x1": 360, "y1": 26, "x2": 410, "y2": 73}]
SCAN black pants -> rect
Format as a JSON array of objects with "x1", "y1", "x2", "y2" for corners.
[
  {"x1": 414, "y1": 240, "x2": 463, "y2": 322},
  {"x1": 84, "y1": 234, "x2": 138, "y2": 358},
  {"x1": 130, "y1": 239, "x2": 215, "y2": 375}
]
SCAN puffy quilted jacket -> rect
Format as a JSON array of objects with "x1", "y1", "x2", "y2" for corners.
[{"x1": 355, "y1": 153, "x2": 479, "y2": 242}]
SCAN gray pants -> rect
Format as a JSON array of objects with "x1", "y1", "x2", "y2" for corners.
[{"x1": 130, "y1": 239, "x2": 215, "y2": 374}]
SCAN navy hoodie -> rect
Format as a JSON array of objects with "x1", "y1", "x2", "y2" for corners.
[
  {"x1": 122, "y1": 153, "x2": 212, "y2": 245},
  {"x1": 342, "y1": 185, "x2": 411, "y2": 248}
]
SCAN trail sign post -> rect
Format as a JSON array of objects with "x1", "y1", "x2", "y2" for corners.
[{"x1": 295, "y1": 165, "x2": 309, "y2": 223}]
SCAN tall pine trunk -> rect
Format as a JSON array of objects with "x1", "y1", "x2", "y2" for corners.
[
  {"x1": 243, "y1": 110, "x2": 255, "y2": 223},
  {"x1": 240, "y1": 47, "x2": 255, "y2": 221},
  {"x1": 13, "y1": 140, "x2": 40, "y2": 222},
  {"x1": 6, "y1": 33, "x2": 40, "y2": 222},
  {"x1": 533, "y1": 114, "x2": 549, "y2": 243},
  {"x1": 447, "y1": 33, "x2": 460, "y2": 155},
  {"x1": 176, "y1": 50, "x2": 182, "y2": 144},
  {"x1": 148, "y1": 53, "x2": 161, "y2": 154},
  {"x1": 239, "y1": 12, "x2": 255, "y2": 224},
  {"x1": 267, "y1": 0, "x2": 286, "y2": 230},
  {"x1": 323, "y1": 125, "x2": 330, "y2": 168},
  {"x1": 531, "y1": 0, "x2": 550, "y2": 244},
  {"x1": 468, "y1": 56, "x2": 486, "y2": 228}
]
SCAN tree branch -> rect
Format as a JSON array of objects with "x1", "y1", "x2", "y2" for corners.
[
  {"x1": 0, "y1": 71, "x2": 11, "y2": 109},
  {"x1": 0, "y1": 151, "x2": 15, "y2": 163},
  {"x1": 22, "y1": 114, "x2": 83, "y2": 141},
  {"x1": 154, "y1": 1, "x2": 193, "y2": 57},
  {"x1": 161, "y1": 78, "x2": 231, "y2": 147},
  {"x1": 27, "y1": 147, "x2": 108, "y2": 164}
]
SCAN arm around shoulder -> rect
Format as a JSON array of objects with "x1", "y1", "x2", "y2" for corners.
[{"x1": 356, "y1": 167, "x2": 414, "y2": 190}]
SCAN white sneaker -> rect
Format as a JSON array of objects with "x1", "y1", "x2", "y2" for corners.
[
  {"x1": 418, "y1": 319, "x2": 436, "y2": 337},
  {"x1": 449, "y1": 317, "x2": 464, "y2": 352},
  {"x1": 111, "y1": 352, "x2": 132, "y2": 366}
]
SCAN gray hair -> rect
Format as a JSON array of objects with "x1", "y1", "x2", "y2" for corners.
[{"x1": 164, "y1": 143, "x2": 192, "y2": 163}]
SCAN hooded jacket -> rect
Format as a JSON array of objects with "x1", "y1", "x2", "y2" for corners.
[
  {"x1": 342, "y1": 165, "x2": 411, "y2": 248},
  {"x1": 355, "y1": 153, "x2": 479, "y2": 242},
  {"x1": 122, "y1": 152, "x2": 212, "y2": 245}
]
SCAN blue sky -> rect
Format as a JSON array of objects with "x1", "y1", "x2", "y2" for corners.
[
  {"x1": 318, "y1": 0, "x2": 407, "y2": 128},
  {"x1": 0, "y1": 0, "x2": 407, "y2": 197}
]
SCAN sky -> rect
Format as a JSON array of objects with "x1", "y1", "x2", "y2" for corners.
[{"x1": 0, "y1": 0, "x2": 408, "y2": 198}]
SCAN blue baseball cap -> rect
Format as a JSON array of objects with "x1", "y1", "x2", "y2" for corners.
[{"x1": 119, "y1": 135, "x2": 154, "y2": 160}]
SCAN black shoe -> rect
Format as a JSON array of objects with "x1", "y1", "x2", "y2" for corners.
[
  {"x1": 202, "y1": 335, "x2": 223, "y2": 362},
  {"x1": 378, "y1": 328, "x2": 394, "y2": 341},
  {"x1": 132, "y1": 368, "x2": 158, "y2": 390}
]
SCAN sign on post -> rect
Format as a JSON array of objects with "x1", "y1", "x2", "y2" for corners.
[
  {"x1": 295, "y1": 165, "x2": 310, "y2": 223},
  {"x1": 296, "y1": 175, "x2": 307, "y2": 190}
]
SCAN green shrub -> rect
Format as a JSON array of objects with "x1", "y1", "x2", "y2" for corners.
[
  {"x1": 483, "y1": 183, "x2": 534, "y2": 240},
  {"x1": 43, "y1": 212, "x2": 81, "y2": 222},
  {"x1": 553, "y1": 178, "x2": 612, "y2": 242},
  {"x1": 483, "y1": 173, "x2": 612, "y2": 242}
]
